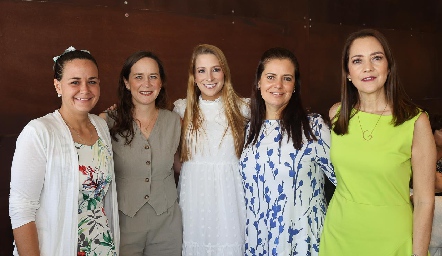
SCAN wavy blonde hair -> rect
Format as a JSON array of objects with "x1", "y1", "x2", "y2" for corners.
[{"x1": 180, "y1": 44, "x2": 247, "y2": 161}]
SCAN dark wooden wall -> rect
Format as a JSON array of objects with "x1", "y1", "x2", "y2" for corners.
[{"x1": 1, "y1": 0, "x2": 441, "y2": 254}]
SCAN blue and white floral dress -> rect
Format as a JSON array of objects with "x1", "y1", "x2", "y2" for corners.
[{"x1": 239, "y1": 114, "x2": 336, "y2": 256}]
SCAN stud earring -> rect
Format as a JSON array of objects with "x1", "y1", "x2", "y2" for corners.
[
  {"x1": 348, "y1": 77, "x2": 352, "y2": 82},
  {"x1": 293, "y1": 89, "x2": 296, "y2": 93},
  {"x1": 57, "y1": 94, "x2": 61, "y2": 97}
]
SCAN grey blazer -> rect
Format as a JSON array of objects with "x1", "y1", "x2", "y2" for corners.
[{"x1": 106, "y1": 109, "x2": 181, "y2": 217}]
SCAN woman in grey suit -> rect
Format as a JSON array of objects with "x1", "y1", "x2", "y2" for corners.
[{"x1": 101, "y1": 51, "x2": 182, "y2": 255}]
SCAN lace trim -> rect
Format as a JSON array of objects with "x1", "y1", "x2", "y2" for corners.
[{"x1": 199, "y1": 95, "x2": 222, "y2": 104}]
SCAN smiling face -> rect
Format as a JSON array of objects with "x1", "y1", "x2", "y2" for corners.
[
  {"x1": 125, "y1": 57, "x2": 162, "y2": 107},
  {"x1": 259, "y1": 58, "x2": 295, "y2": 119},
  {"x1": 54, "y1": 59, "x2": 100, "y2": 115},
  {"x1": 194, "y1": 53, "x2": 224, "y2": 101},
  {"x1": 347, "y1": 36, "x2": 389, "y2": 96}
]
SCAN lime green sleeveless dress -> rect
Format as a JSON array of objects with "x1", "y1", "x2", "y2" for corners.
[{"x1": 319, "y1": 110, "x2": 422, "y2": 256}]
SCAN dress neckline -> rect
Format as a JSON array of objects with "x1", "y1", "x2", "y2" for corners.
[
  {"x1": 199, "y1": 95, "x2": 222, "y2": 104},
  {"x1": 352, "y1": 108, "x2": 392, "y2": 117}
]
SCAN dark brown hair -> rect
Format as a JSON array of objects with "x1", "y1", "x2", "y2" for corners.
[
  {"x1": 53, "y1": 49, "x2": 98, "y2": 81},
  {"x1": 245, "y1": 47, "x2": 316, "y2": 149},
  {"x1": 333, "y1": 29, "x2": 419, "y2": 135},
  {"x1": 109, "y1": 51, "x2": 169, "y2": 144}
]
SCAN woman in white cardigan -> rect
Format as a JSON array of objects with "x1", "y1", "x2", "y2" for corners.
[{"x1": 9, "y1": 47, "x2": 119, "y2": 255}]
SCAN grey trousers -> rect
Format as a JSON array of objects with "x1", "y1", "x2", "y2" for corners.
[{"x1": 119, "y1": 201, "x2": 183, "y2": 256}]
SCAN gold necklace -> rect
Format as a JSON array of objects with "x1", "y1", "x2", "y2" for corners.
[
  {"x1": 64, "y1": 119, "x2": 93, "y2": 144},
  {"x1": 356, "y1": 104, "x2": 387, "y2": 141},
  {"x1": 136, "y1": 109, "x2": 159, "y2": 135}
]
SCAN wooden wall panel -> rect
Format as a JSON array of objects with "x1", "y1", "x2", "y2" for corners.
[
  {"x1": 309, "y1": 0, "x2": 442, "y2": 32},
  {"x1": 0, "y1": 1, "x2": 309, "y2": 253},
  {"x1": 387, "y1": 31, "x2": 442, "y2": 112},
  {"x1": 0, "y1": 135, "x2": 16, "y2": 256},
  {"x1": 307, "y1": 24, "x2": 354, "y2": 116},
  {"x1": 0, "y1": 0, "x2": 440, "y2": 254},
  {"x1": 307, "y1": 23, "x2": 442, "y2": 115},
  {"x1": 0, "y1": 0, "x2": 315, "y2": 114},
  {"x1": 32, "y1": 0, "x2": 309, "y2": 22},
  {"x1": 0, "y1": 1, "x2": 311, "y2": 117}
]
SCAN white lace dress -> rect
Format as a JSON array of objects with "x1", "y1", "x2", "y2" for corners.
[{"x1": 173, "y1": 97, "x2": 249, "y2": 256}]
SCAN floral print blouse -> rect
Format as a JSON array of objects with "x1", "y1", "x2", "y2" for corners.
[{"x1": 76, "y1": 138, "x2": 116, "y2": 256}]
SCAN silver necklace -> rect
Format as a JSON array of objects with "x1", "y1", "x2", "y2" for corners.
[
  {"x1": 356, "y1": 104, "x2": 388, "y2": 141},
  {"x1": 263, "y1": 120, "x2": 279, "y2": 136},
  {"x1": 64, "y1": 119, "x2": 93, "y2": 144}
]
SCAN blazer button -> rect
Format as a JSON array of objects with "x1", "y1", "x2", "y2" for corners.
[
  {"x1": 145, "y1": 178, "x2": 150, "y2": 182},
  {"x1": 145, "y1": 195, "x2": 149, "y2": 199},
  {"x1": 146, "y1": 160, "x2": 151, "y2": 165},
  {"x1": 145, "y1": 145, "x2": 150, "y2": 149}
]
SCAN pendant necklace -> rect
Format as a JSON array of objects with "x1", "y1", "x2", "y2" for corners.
[
  {"x1": 356, "y1": 104, "x2": 388, "y2": 141},
  {"x1": 263, "y1": 120, "x2": 279, "y2": 137},
  {"x1": 63, "y1": 118, "x2": 93, "y2": 144},
  {"x1": 137, "y1": 109, "x2": 159, "y2": 136}
]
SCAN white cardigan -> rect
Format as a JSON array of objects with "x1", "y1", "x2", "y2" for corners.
[{"x1": 9, "y1": 110, "x2": 120, "y2": 255}]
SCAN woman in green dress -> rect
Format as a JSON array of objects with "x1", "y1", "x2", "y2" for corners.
[{"x1": 319, "y1": 29, "x2": 435, "y2": 256}]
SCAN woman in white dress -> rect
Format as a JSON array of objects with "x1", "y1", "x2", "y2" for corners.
[
  {"x1": 239, "y1": 47, "x2": 336, "y2": 255},
  {"x1": 173, "y1": 44, "x2": 249, "y2": 255}
]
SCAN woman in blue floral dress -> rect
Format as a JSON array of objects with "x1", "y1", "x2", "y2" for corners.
[{"x1": 240, "y1": 47, "x2": 336, "y2": 256}]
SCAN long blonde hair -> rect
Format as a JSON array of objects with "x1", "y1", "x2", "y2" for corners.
[{"x1": 180, "y1": 44, "x2": 247, "y2": 161}]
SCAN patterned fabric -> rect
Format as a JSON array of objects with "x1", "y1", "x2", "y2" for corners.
[
  {"x1": 9, "y1": 111, "x2": 119, "y2": 255},
  {"x1": 76, "y1": 138, "x2": 116, "y2": 256},
  {"x1": 430, "y1": 197, "x2": 442, "y2": 256},
  {"x1": 437, "y1": 158, "x2": 442, "y2": 174},
  {"x1": 240, "y1": 114, "x2": 336, "y2": 256}
]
